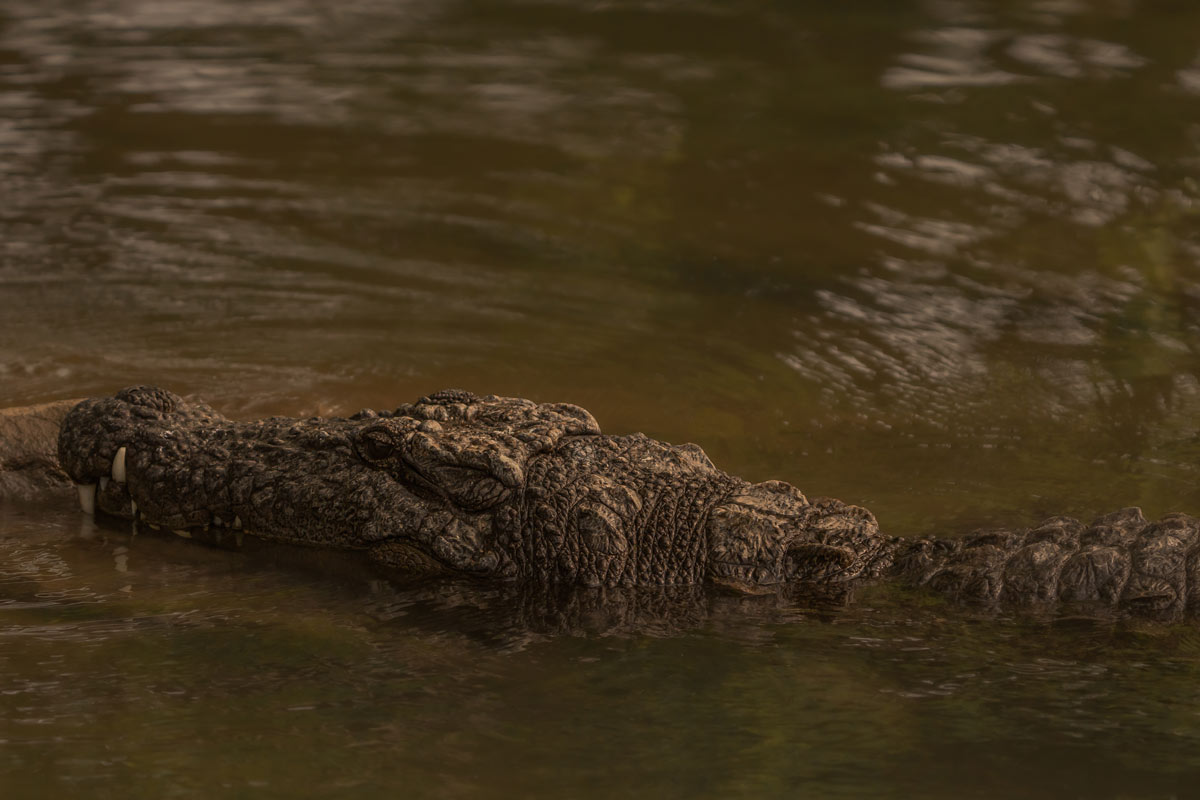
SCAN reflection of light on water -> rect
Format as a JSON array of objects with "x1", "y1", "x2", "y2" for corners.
[
  {"x1": 782, "y1": 10, "x2": 1193, "y2": 442},
  {"x1": 856, "y1": 202, "x2": 987, "y2": 255},
  {"x1": 873, "y1": 135, "x2": 1155, "y2": 228},
  {"x1": 1006, "y1": 34, "x2": 1145, "y2": 78},
  {"x1": 882, "y1": 27, "x2": 1024, "y2": 90},
  {"x1": 0, "y1": 543, "x2": 73, "y2": 584},
  {"x1": 883, "y1": 19, "x2": 1146, "y2": 90},
  {"x1": 0, "y1": 0, "x2": 704, "y2": 409},
  {"x1": 780, "y1": 267, "x2": 1017, "y2": 427},
  {"x1": 78, "y1": 515, "x2": 96, "y2": 540},
  {"x1": 114, "y1": 545, "x2": 129, "y2": 573},
  {"x1": 1180, "y1": 52, "x2": 1200, "y2": 94}
]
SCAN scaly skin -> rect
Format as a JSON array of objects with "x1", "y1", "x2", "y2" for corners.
[
  {"x1": 54, "y1": 386, "x2": 1200, "y2": 620},
  {"x1": 888, "y1": 509, "x2": 1200, "y2": 618},
  {"x1": 0, "y1": 398, "x2": 82, "y2": 503}
]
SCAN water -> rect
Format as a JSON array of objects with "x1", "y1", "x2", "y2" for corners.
[{"x1": 2, "y1": 1, "x2": 1200, "y2": 796}]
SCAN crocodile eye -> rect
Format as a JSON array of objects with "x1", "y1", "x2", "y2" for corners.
[
  {"x1": 575, "y1": 504, "x2": 628, "y2": 555},
  {"x1": 358, "y1": 430, "x2": 396, "y2": 461}
]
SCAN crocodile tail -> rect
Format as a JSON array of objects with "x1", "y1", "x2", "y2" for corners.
[{"x1": 890, "y1": 508, "x2": 1200, "y2": 619}]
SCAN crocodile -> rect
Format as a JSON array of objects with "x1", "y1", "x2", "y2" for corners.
[{"x1": 30, "y1": 385, "x2": 1200, "y2": 620}]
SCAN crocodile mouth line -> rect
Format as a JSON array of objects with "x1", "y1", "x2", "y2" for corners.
[
  {"x1": 708, "y1": 562, "x2": 782, "y2": 594},
  {"x1": 75, "y1": 442, "x2": 252, "y2": 542}
]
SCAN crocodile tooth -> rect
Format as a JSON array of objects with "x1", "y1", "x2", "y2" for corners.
[
  {"x1": 76, "y1": 483, "x2": 96, "y2": 515},
  {"x1": 130, "y1": 499, "x2": 137, "y2": 517},
  {"x1": 99, "y1": 476, "x2": 110, "y2": 492},
  {"x1": 174, "y1": 529, "x2": 192, "y2": 539},
  {"x1": 111, "y1": 447, "x2": 127, "y2": 482},
  {"x1": 233, "y1": 515, "x2": 243, "y2": 530}
]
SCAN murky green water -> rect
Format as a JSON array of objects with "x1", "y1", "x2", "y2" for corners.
[{"x1": 3, "y1": 1, "x2": 1200, "y2": 796}]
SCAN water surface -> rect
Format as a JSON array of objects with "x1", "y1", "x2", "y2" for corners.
[{"x1": 3, "y1": 1, "x2": 1200, "y2": 796}]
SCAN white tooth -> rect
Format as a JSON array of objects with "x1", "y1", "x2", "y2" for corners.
[
  {"x1": 76, "y1": 483, "x2": 96, "y2": 515},
  {"x1": 233, "y1": 515, "x2": 243, "y2": 530},
  {"x1": 148, "y1": 523, "x2": 160, "y2": 531},
  {"x1": 99, "y1": 476, "x2": 109, "y2": 492},
  {"x1": 111, "y1": 447, "x2": 127, "y2": 483},
  {"x1": 173, "y1": 529, "x2": 192, "y2": 539},
  {"x1": 130, "y1": 499, "x2": 137, "y2": 517}
]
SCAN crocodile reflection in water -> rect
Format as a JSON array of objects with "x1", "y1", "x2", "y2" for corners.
[{"x1": 41, "y1": 385, "x2": 1200, "y2": 621}]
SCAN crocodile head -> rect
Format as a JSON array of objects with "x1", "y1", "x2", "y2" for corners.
[{"x1": 57, "y1": 386, "x2": 887, "y2": 590}]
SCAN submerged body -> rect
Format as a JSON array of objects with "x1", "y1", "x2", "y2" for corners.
[
  {"x1": 46, "y1": 386, "x2": 1200, "y2": 620},
  {"x1": 0, "y1": 398, "x2": 81, "y2": 503}
]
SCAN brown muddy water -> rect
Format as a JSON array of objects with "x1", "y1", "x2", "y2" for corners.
[{"x1": 3, "y1": 1, "x2": 1200, "y2": 797}]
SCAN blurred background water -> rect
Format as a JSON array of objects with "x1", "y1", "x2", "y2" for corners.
[{"x1": 2, "y1": 1, "x2": 1200, "y2": 797}]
